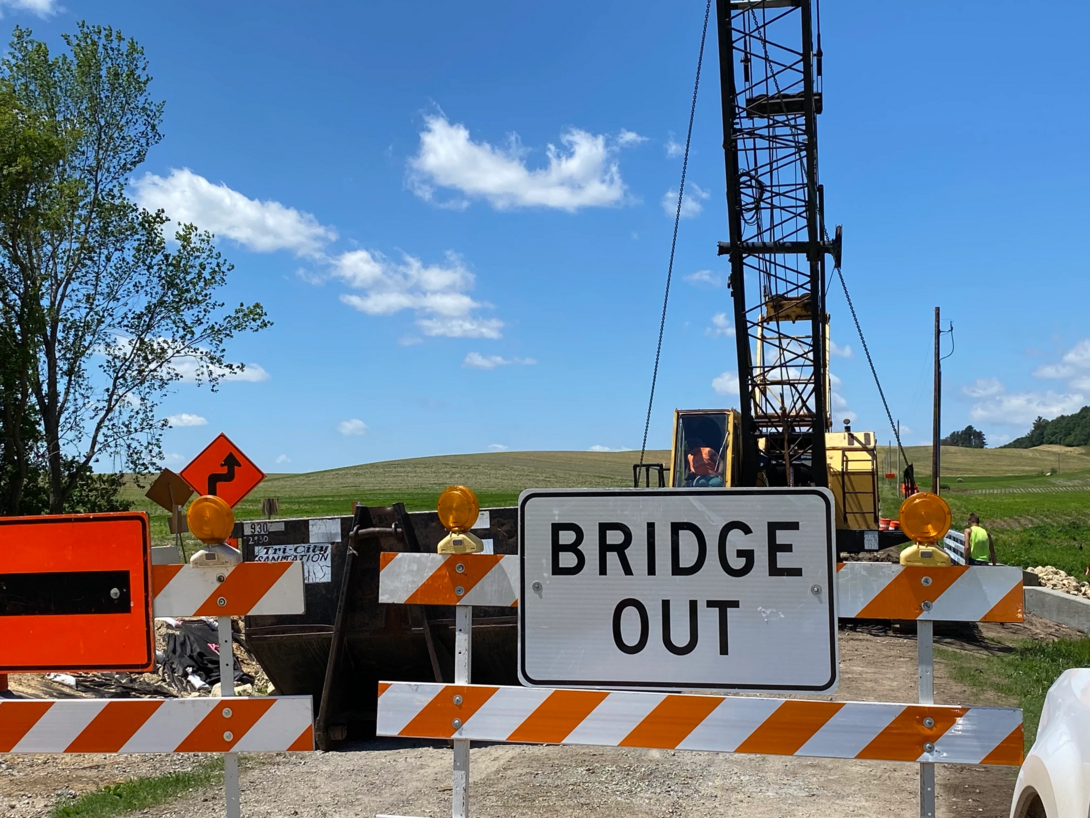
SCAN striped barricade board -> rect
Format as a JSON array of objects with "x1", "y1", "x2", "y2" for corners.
[
  {"x1": 378, "y1": 553, "x2": 1023, "y2": 623},
  {"x1": 152, "y1": 562, "x2": 306, "y2": 617},
  {"x1": 836, "y1": 563, "x2": 1023, "y2": 622},
  {"x1": 376, "y1": 682, "x2": 1023, "y2": 767},
  {"x1": 0, "y1": 696, "x2": 313, "y2": 753}
]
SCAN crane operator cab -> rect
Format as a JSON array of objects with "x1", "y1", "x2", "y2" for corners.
[
  {"x1": 666, "y1": 407, "x2": 893, "y2": 553},
  {"x1": 670, "y1": 409, "x2": 739, "y2": 488}
]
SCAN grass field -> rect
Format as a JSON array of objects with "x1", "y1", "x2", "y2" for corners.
[{"x1": 127, "y1": 445, "x2": 1090, "y2": 569}]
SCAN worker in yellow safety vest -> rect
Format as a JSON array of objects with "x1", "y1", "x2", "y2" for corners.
[{"x1": 963, "y1": 513, "x2": 997, "y2": 565}]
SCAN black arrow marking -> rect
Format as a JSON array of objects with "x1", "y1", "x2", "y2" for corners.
[{"x1": 207, "y1": 452, "x2": 242, "y2": 496}]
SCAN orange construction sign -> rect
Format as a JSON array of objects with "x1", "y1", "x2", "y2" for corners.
[
  {"x1": 0, "y1": 513, "x2": 154, "y2": 673},
  {"x1": 180, "y1": 433, "x2": 265, "y2": 508}
]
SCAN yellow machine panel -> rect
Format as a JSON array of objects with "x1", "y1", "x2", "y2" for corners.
[{"x1": 825, "y1": 430, "x2": 880, "y2": 531}]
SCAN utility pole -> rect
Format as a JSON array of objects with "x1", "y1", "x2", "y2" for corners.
[{"x1": 932, "y1": 307, "x2": 941, "y2": 496}]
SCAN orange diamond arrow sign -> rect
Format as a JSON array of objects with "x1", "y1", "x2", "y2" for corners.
[{"x1": 180, "y1": 433, "x2": 265, "y2": 508}]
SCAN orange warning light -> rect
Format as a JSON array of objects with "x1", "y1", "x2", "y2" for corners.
[
  {"x1": 187, "y1": 495, "x2": 235, "y2": 544},
  {"x1": 437, "y1": 485, "x2": 480, "y2": 534},
  {"x1": 898, "y1": 492, "x2": 952, "y2": 544}
]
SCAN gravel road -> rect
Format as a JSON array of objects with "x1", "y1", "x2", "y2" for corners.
[{"x1": 42, "y1": 624, "x2": 1039, "y2": 818}]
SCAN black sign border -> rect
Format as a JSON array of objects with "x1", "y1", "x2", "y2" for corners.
[{"x1": 518, "y1": 488, "x2": 837, "y2": 692}]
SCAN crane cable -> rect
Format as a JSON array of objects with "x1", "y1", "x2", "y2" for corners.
[
  {"x1": 639, "y1": 0, "x2": 713, "y2": 466},
  {"x1": 831, "y1": 259, "x2": 914, "y2": 480}
]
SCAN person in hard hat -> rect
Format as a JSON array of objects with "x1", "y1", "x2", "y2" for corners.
[
  {"x1": 963, "y1": 513, "x2": 997, "y2": 565},
  {"x1": 686, "y1": 438, "x2": 724, "y2": 487}
]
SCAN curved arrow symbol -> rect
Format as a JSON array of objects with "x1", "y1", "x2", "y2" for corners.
[{"x1": 207, "y1": 452, "x2": 241, "y2": 496}]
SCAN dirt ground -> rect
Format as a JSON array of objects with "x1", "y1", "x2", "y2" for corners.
[{"x1": 5, "y1": 615, "x2": 1079, "y2": 818}]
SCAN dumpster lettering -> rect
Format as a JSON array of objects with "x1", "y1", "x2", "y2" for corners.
[{"x1": 253, "y1": 543, "x2": 331, "y2": 583}]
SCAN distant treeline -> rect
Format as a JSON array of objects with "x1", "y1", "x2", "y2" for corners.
[{"x1": 1004, "y1": 406, "x2": 1090, "y2": 448}]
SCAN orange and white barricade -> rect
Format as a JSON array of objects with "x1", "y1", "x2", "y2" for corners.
[
  {"x1": 375, "y1": 553, "x2": 1025, "y2": 818},
  {"x1": 1, "y1": 560, "x2": 311, "y2": 818}
]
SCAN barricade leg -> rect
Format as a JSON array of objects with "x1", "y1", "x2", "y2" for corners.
[
  {"x1": 453, "y1": 606, "x2": 472, "y2": 818},
  {"x1": 219, "y1": 615, "x2": 241, "y2": 818},
  {"x1": 918, "y1": 620, "x2": 935, "y2": 818}
]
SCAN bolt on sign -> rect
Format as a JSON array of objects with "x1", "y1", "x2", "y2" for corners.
[
  {"x1": 518, "y1": 488, "x2": 838, "y2": 693},
  {"x1": 180, "y1": 433, "x2": 265, "y2": 509},
  {"x1": 0, "y1": 513, "x2": 154, "y2": 672}
]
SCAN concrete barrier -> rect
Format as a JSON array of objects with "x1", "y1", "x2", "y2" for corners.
[{"x1": 1024, "y1": 587, "x2": 1090, "y2": 634}]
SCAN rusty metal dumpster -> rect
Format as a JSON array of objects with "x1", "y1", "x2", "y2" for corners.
[{"x1": 237, "y1": 503, "x2": 518, "y2": 748}]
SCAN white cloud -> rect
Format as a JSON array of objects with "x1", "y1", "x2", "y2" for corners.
[
  {"x1": 399, "y1": 336, "x2": 424, "y2": 346},
  {"x1": 1062, "y1": 339, "x2": 1090, "y2": 368},
  {"x1": 333, "y1": 249, "x2": 503, "y2": 339},
  {"x1": 962, "y1": 377, "x2": 1004, "y2": 398},
  {"x1": 169, "y1": 358, "x2": 269, "y2": 383},
  {"x1": 712, "y1": 371, "x2": 740, "y2": 396},
  {"x1": 1072, "y1": 375, "x2": 1090, "y2": 391},
  {"x1": 132, "y1": 169, "x2": 336, "y2": 257},
  {"x1": 1034, "y1": 364, "x2": 1074, "y2": 379},
  {"x1": 665, "y1": 133, "x2": 685, "y2": 158},
  {"x1": 275, "y1": 454, "x2": 291, "y2": 465},
  {"x1": 831, "y1": 392, "x2": 857, "y2": 424},
  {"x1": 338, "y1": 419, "x2": 368, "y2": 436},
  {"x1": 970, "y1": 390, "x2": 1085, "y2": 425},
  {"x1": 162, "y1": 452, "x2": 184, "y2": 466},
  {"x1": 705, "y1": 313, "x2": 735, "y2": 338},
  {"x1": 0, "y1": 0, "x2": 58, "y2": 15},
  {"x1": 989, "y1": 432, "x2": 1011, "y2": 446},
  {"x1": 617, "y1": 129, "x2": 647, "y2": 147},
  {"x1": 407, "y1": 113, "x2": 634, "y2": 211},
  {"x1": 463, "y1": 352, "x2": 536, "y2": 370},
  {"x1": 685, "y1": 270, "x2": 721, "y2": 287},
  {"x1": 487, "y1": 444, "x2": 510, "y2": 452},
  {"x1": 166, "y1": 413, "x2": 207, "y2": 428},
  {"x1": 829, "y1": 341, "x2": 853, "y2": 358},
  {"x1": 588, "y1": 445, "x2": 633, "y2": 453},
  {"x1": 662, "y1": 183, "x2": 710, "y2": 219},
  {"x1": 829, "y1": 372, "x2": 842, "y2": 389}
]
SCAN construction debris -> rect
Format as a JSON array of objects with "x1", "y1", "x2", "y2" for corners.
[{"x1": 1028, "y1": 566, "x2": 1090, "y2": 599}]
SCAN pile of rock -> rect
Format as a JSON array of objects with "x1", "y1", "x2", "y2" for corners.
[{"x1": 1028, "y1": 565, "x2": 1090, "y2": 599}]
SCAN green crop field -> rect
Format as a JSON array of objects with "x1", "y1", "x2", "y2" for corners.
[{"x1": 127, "y1": 445, "x2": 1090, "y2": 570}]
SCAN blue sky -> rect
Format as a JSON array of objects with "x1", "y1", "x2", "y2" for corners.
[{"x1": 6, "y1": 0, "x2": 1090, "y2": 472}]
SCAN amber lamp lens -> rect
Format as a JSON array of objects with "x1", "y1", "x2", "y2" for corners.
[
  {"x1": 187, "y1": 494, "x2": 235, "y2": 544},
  {"x1": 437, "y1": 485, "x2": 480, "y2": 533},
  {"x1": 898, "y1": 492, "x2": 952, "y2": 545}
]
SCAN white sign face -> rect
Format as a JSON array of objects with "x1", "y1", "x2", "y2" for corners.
[{"x1": 518, "y1": 488, "x2": 837, "y2": 693}]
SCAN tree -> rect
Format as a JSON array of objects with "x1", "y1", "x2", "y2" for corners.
[
  {"x1": 0, "y1": 24, "x2": 270, "y2": 513},
  {"x1": 941, "y1": 425, "x2": 986, "y2": 448},
  {"x1": 1005, "y1": 408, "x2": 1090, "y2": 449}
]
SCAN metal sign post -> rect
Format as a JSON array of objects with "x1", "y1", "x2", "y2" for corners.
[
  {"x1": 919, "y1": 619, "x2": 935, "y2": 818},
  {"x1": 453, "y1": 606, "x2": 471, "y2": 818},
  {"x1": 219, "y1": 616, "x2": 241, "y2": 818}
]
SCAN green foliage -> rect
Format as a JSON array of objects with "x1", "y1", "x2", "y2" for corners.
[
  {"x1": 987, "y1": 521, "x2": 1090, "y2": 575},
  {"x1": 1006, "y1": 408, "x2": 1090, "y2": 448},
  {"x1": 0, "y1": 23, "x2": 269, "y2": 513},
  {"x1": 50, "y1": 759, "x2": 222, "y2": 818},
  {"x1": 941, "y1": 424, "x2": 986, "y2": 448},
  {"x1": 939, "y1": 637, "x2": 1090, "y2": 748}
]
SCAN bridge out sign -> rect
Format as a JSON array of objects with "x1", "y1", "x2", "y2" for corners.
[{"x1": 518, "y1": 488, "x2": 838, "y2": 693}]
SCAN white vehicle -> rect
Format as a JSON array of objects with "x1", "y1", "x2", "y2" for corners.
[{"x1": 1011, "y1": 668, "x2": 1090, "y2": 818}]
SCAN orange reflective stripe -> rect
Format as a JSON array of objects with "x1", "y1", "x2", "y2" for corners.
[
  {"x1": 377, "y1": 682, "x2": 391, "y2": 698},
  {"x1": 405, "y1": 555, "x2": 505, "y2": 606},
  {"x1": 399, "y1": 685, "x2": 499, "y2": 739},
  {"x1": 981, "y1": 585, "x2": 1024, "y2": 622},
  {"x1": 734, "y1": 701, "x2": 843, "y2": 756},
  {"x1": 193, "y1": 562, "x2": 292, "y2": 616},
  {"x1": 856, "y1": 566, "x2": 966, "y2": 619},
  {"x1": 288, "y1": 725, "x2": 315, "y2": 752},
  {"x1": 65, "y1": 700, "x2": 163, "y2": 753},
  {"x1": 981, "y1": 725, "x2": 1024, "y2": 766},
  {"x1": 0, "y1": 701, "x2": 53, "y2": 752},
  {"x1": 174, "y1": 699, "x2": 276, "y2": 752},
  {"x1": 379, "y1": 552, "x2": 397, "y2": 570},
  {"x1": 620, "y1": 695, "x2": 723, "y2": 749},
  {"x1": 855, "y1": 706, "x2": 965, "y2": 762},
  {"x1": 507, "y1": 690, "x2": 607, "y2": 744},
  {"x1": 152, "y1": 563, "x2": 184, "y2": 594}
]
